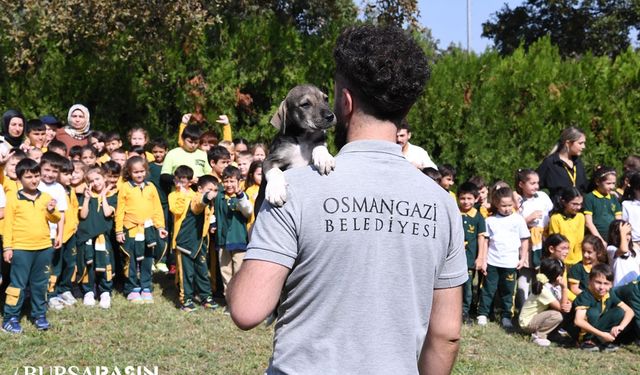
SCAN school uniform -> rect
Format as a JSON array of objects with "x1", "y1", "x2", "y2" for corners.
[
  {"x1": 77, "y1": 192, "x2": 118, "y2": 295},
  {"x1": 568, "y1": 262, "x2": 591, "y2": 294},
  {"x1": 3, "y1": 190, "x2": 60, "y2": 322},
  {"x1": 115, "y1": 181, "x2": 165, "y2": 294},
  {"x1": 583, "y1": 190, "x2": 621, "y2": 240},
  {"x1": 548, "y1": 212, "x2": 585, "y2": 265},
  {"x1": 573, "y1": 288, "x2": 625, "y2": 343},
  {"x1": 612, "y1": 281, "x2": 640, "y2": 335},
  {"x1": 169, "y1": 189, "x2": 214, "y2": 305},
  {"x1": 49, "y1": 187, "x2": 79, "y2": 297},
  {"x1": 214, "y1": 190, "x2": 252, "y2": 295},
  {"x1": 461, "y1": 207, "x2": 486, "y2": 316},
  {"x1": 478, "y1": 213, "x2": 530, "y2": 319}
]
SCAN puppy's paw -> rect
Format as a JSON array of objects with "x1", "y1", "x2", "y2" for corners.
[
  {"x1": 265, "y1": 168, "x2": 287, "y2": 207},
  {"x1": 312, "y1": 145, "x2": 335, "y2": 175}
]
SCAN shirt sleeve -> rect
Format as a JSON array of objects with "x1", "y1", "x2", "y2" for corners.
[
  {"x1": 517, "y1": 215, "x2": 531, "y2": 239},
  {"x1": 243, "y1": 186, "x2": 300, "y2": 269},
  {"x1": 614, "y1": 199, "x2": 622, "y2": 216},
  {"x1": 538, "y1": 286, "x2": 558, "y2": 305},
  {"x1": 583, "y1": 193, "x2": 594, "y2": 215},
  {"x1": 477, "y1": 215, "x2": 487, "y2": 236},
  {"x1": 0, "y1": 188, "x2": 6, "y2": 208},
  {"x1": 160, "y1": 149, "x2": 175, "y2": 175},
  {"x1": 435, "y1": 201, "x2": 469, "y2": 289},
  {"x1": 54, "y1": 185, "x2": 68, "y2": 212}
]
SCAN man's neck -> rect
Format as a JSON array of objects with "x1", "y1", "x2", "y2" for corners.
[{"x1": 347, "y1": 113, "x2": 397, "y2": 143}]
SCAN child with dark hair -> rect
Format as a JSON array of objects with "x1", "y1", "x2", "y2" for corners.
[
  {"x1": 574, "y1": 263, "x2": 634, "y2": 352},
  {"x1": 477, "y1": 185, "x2": 530, "y2": 329},
  {"x1": 606, "y1": 220, "x2": 639, "y2": 287},
  {"x1": 47, "y1": 139, "x2": 67, "y2": 157},
  {"x1": 519, "y1": 258, "x2": 566, "y2": 347},
  {"x1": 169, "y1": 167, "x2": 219, "y2": 311},
  {"x1": 584, "y1": 166, "x2": 621, "y2": 244},
  {"x1": 38, "y1": 152, "x2": 68, "y2": 251},
  {"x1": 568, "y1": 235, "x2": 608, "y2": 297},
  {"x1": 548, "y1": 187, "x2": 585, "y2": 266},
  {"x1": 438, "y1": 163, "x2": 456, "y2": 199},
  {"x1": 148, "y1": 137, "x2": 171, "y2": 274},
  {"x1": 104, "y1": 132, "x2": 123, "y2": 155},
  {"x1": 2, "y1": 158, "x2": 60, "y2": 333},
  {"x1": 68, "y1": 145, "x2": 83, "y2": 161},
  {"x1": 89, "y1": 130, "x2": 108, "y2": 164},
  {"x1": 244, "y1": 161, "x2": 263, "y2": 233},
  {"x1": 457, "y1": 181, "x2": 487, "y2": 324},
  {"x1": 47, "y1": 158, "x2": 80, "y2": 310},
  {"x1": 79, "y1": 145, "x2": 98, "y2": 167},
  {"x1": 25, "y1": 119, "x2": 47, "y2": 150},
  {"x1": 421, "y1": 167, "x2": 441, "y2": 184},
  {"x1": 215, "y1": 165, "x2": 252, "y2": 298},
  {"x1": 207, "y1": 146, "x2": 231, "y2": 181},
  {"x1": 162, "y1": 124, "x2": 211, "y2": 180},
  {"x1": 541, "y1": 234, "x2": 573, "y2": 309},
  {"x1": 468, "y1": 175, "x2": 490, "y2": 218}
]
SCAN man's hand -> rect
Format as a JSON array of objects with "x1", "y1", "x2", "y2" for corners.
[
  {"x1": 216, "y1": 115, "x2": 230, "y2": 125},
  {"x1": 3, "y1": 250, "x2": 12, "y2": 263}
]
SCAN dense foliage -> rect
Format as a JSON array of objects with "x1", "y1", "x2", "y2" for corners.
[{"x1": 1, "y1": 1, "x2": 638, "y2": 184}]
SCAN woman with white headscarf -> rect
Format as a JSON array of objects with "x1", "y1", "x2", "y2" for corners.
[{"x1": 55, "y1": 104, "x2": 91, "y2": 154}]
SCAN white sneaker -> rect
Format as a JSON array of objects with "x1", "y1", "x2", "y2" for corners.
[
  {"x1": 532, "y1": 334, "x2": 551, "y2": 347},
  {"x1": 48, "y1": 297, "x2": 65, "y2": 311},
  {"x1": 83, "y1": 292, "x2": 96, "y2": 306},
  {"x1": 477, "y1": 315, "x2": 488, "y2": 326},
  {"x1": 98, "y1": 292, "x2": 111, "y2": 309},
  {"x1": 155, "y1": 262, "x2": 169, "y2": 274},
  {"x1": 60, "y1": 291, "x2": 77, "y2": 305}
]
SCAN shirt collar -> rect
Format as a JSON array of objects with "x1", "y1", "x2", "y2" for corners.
[
  {"x1": 338, "y1": 140, "x2": 403, "y2": 158},
  {"x1": 461, "y1": 207, "x2": 478, "y2": 217},
  {"x1": 592, "y1": 190, "x2": 610, "y2": 199},
  {"x1": 17, "y1": 189, "x2": 42, "y2": 201}
]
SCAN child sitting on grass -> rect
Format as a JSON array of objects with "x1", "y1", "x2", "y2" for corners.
[{"x1": 573, "y1": 263, "x2": 634, "y2": 352}]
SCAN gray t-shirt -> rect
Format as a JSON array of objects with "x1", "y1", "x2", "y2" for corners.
[{"x1": 245, "y1": 140, "x2": 467, "y2": 375}]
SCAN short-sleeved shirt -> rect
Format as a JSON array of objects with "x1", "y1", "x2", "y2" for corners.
[
  {"x1": 568, "y1": 262, "x2": 591, "y2": 293},
  {"x1": 607, "y1": 245, "x2": 640, "y2": 287},
  {"x1": 519, "y1": 284, "x2": 558, "y2": 327},
  {"x1": 160, "y1": 147, "x2": 211, "y2": 178},
  {"x1": 462, "y1": 207, "x2": 486, "y2": 269},
  {"x1": 622, "y1": 200, "x2": 640, "y2": 242},
  {"x1": 403, "y1": 142, "x2": 437, "y2": 169},
  {"x1": 548, "y1": 212, "x2": 585, "y2": 265},
  {"x1": 38, "y1": 181, "x2": 68, "y2": 239},
  {"x1": 573, "y1": 289, "x2": 621, "y2": 326},
  {"x1": 583, "y1": 190, "x2": 621, "y2": 239},
  {"x1": 486, "y1": 213, "x2": 530, "y2": 268},
  {"x1": 518, "y1": 191, "x2": 553, "y2": 251},
  {"x1": 245, "y1": 140, "x2": 467, "y2": 375}
]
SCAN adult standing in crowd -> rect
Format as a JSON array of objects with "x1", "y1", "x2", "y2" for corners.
[
  {"x1": 537, "y1": 126, "x2": 588, "y2": 202},
  {"x1": 55, "y1": 104, "x2": 91, "y2": 153},
  {"x1": 1, "y1": 109, "x2": 26, "y2": 155},
  {"x1": 396, "y1": 118, "x2": 437, "y2": 169},
  {"x1": 229, "y1": 25, "x2": 467, "y2": 374}
]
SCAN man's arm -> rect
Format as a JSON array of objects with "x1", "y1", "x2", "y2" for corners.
[
  {"x1": 228, "y1": 259, "x2": 289, "y2": 330},
  {"x1": 418, "y1": 286, "x2": 462, "y2": 375}
]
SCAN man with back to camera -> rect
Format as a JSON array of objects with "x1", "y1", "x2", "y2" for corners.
[
  {"x1": 396, "y1": 118, "x2": 438, "y2": 170},
  {"x1": 228, "y1": 24, "x2": 468, "y2": 375}
]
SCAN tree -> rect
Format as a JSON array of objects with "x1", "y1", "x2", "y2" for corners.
[{"x1": 482, "y1": 0, "x2": 639, "y2": 58}]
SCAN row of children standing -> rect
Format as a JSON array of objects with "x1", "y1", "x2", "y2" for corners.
[
  {"x1": 0, "y1": 107, "x2": 266, "y2": 334},
  {"x1": 434, "y1": 155, "x2": 640, "y2": 351}
]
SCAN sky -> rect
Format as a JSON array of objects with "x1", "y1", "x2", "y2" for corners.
[{"x1": 418, "y1": 0, "x2": 523, "y2": 52}]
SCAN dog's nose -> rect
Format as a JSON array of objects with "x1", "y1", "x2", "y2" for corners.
[{"x1": 325, "y1": 113, "x2": 335, "y2": 122}]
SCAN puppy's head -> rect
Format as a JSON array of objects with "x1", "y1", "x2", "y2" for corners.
[{"x1": 270, "y1": 85, "x2": 336, "y2": 135}]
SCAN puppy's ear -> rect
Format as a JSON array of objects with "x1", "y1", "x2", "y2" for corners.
[{"x1": 270, "y1": 100, "x2": 287, "y2": 133}]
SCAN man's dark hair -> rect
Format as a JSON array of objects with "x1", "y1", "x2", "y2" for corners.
[
  {"x1": 398, "y1": 118, "x2": 411, "y2": 132},
  {"x1": 16, "y1": 158, "x2": 41, "y2": 179},
  {"x1": 174, "y1": 165, "x2": 194, "y2": 180},
  {"x1": 208, "y1": 145, "x2": 231, "y2": 164},
  {"x1": 334, "y1": 25, "x2": 430, "y2": 125},
  {"x1": 182, "y1": 124, "x2": 203, "y2": 142}
]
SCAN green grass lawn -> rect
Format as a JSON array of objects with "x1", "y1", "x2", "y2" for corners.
[{"x1": 1, "y1": 277, "x2": 639, "y2": 375}]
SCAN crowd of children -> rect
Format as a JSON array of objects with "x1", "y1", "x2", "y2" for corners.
[
  {"x1": 3, "y1": 104, "x2": 640, "y2": 355},
  {"x1": 0, "y1": 107, "x2": 265, "y2": 334},
  {"x1": 432, "y1": 144, "x2": 640, "y2": 352}
]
